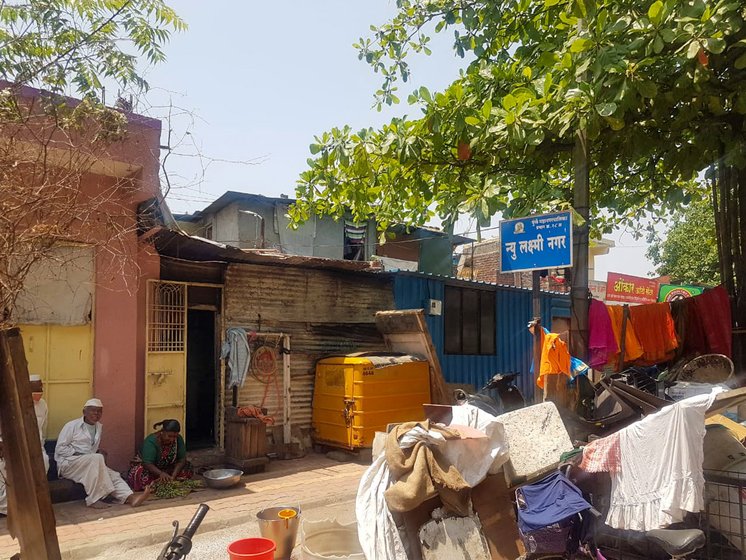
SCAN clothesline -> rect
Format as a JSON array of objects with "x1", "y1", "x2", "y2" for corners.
[{"x1": 589, "y1": 285, "x2": 732, "y2": 371}]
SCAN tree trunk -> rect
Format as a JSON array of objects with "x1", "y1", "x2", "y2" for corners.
[
  {"x1": 712, "y1": 149, "x2": 746, "y2": 372},
  {"x1": 570, "y1": 127, "x2": 590, "y2": 361}
]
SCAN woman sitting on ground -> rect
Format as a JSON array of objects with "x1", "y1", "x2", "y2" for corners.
[{"x1": 127, "y1": 419, "x2": 193, "y2": 491}]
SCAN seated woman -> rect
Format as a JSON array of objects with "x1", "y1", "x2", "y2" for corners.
[{"x1": 127, "y1": 419, "x2": 192, "y2": 491}]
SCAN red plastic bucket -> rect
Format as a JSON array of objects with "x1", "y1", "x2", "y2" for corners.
[{"x1": 227, "y1": 537, "x2": 276, "y2": 560}]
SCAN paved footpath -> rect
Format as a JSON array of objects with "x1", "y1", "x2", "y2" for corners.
[{"x1": 0, "y1": 453, "x2": 367, "y2": 559}]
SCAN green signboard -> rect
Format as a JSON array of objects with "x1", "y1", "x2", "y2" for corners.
[{"x1": 658, "y1": 284, "x2": 706, "y2": 302}]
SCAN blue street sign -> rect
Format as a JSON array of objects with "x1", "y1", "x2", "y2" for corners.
[{"x1": 499, "y1": 211, "x2": 573, "y2": 273}]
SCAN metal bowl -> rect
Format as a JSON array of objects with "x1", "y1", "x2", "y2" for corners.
[{"x1": 202, "y1": 468, "x2": 243, "y2": 489}]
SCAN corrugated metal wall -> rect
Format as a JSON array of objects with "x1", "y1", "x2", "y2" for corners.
[
  {"x1": 224, "y1": 264, "x2": 394, "y2": 436},
  {"x1": 392, "y1": 273, "x2": 570, "y2": 402}
]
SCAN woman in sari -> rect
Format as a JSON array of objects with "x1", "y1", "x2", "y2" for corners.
[{"x1": 128, "y1": 419, "x2": 192, "y2": 491}]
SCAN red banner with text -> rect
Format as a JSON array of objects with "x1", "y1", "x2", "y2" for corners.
[{"x1": 606, "y1": 272, "x2": 659, "y2": 304}]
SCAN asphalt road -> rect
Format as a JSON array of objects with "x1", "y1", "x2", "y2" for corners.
[{"x1": 89, "y1": 495, "x2": 358, "y2": 559}]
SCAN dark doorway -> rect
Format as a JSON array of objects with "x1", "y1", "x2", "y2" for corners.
[{"x1": 186, "y1": 309, "x2": 216, "y2": 450}]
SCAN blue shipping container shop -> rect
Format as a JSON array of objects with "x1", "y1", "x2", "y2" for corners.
[{"x1": 392, "y1": 272, "x2": 571, "y2": 403}]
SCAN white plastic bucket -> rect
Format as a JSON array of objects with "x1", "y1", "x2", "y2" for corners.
[{"x1": 301, "y1": 518, "x2": 364, "y2": 560}]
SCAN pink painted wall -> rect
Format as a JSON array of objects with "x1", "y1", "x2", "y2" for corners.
[
  {"x1": 89, "y1": 118, "x2": 162, "y2": 471},
  {"x1": 93, "y1": 240, "x2": 140, "y2": 470},
  {"x1": 7, "y1": 85, "x2": 165, "y2": 470}
]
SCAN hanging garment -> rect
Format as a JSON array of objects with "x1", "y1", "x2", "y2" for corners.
[
  {"x1": 537, "y1": 332, "x2": 571, "y2": 389},
  {"x1": 221, "y1": 327, "x2": 251, "y2": 389},
  {"x1": 579, "y1": 432, "x2": 621, "y2": 474},
  {"x1": 670, "y1": 297, "x2": 708, "y2": 359},
  {"x1": 693, "y1": 286, "x2": 732, "y2": 357},
  {"x1": 588, "y1": 299, "x2": 618, "y2": 368},
  {"x1": 628, "y1": 303, "x2": 678, "y2": 365},
  {"x1": 606, "y1": 305, "x2": 644, "y2": 368},
  {"x1": 604, "y1": 391, "x2": 721, "y2": 531}
]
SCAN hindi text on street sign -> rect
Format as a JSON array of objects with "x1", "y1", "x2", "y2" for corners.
[{"x1": 499, "y1": 211, "x2": 573, "y2": 273}]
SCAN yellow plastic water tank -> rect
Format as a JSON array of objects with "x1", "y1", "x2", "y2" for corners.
[{"x1": 312, "y1": 353, "x2": 431, "y2": 450}]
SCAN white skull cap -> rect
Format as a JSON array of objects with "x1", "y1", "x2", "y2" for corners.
[
  {"x1": 84, "y1": 398, "x2": 103, "y2": 408},
  {"x1": 29, "y1": 374, "x2": 42, "y2": 382}
]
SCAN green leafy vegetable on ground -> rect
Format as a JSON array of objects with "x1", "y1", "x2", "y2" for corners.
[{"x1": 152, "y1": 479, "x2": 204, "y2": 499}]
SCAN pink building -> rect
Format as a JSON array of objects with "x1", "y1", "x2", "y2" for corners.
[{"x1": 7, "y1": 85, "x2": 163, "y2": 471}]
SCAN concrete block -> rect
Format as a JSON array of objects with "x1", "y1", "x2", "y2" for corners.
[
  {"x1": 419, "y1": 514, "x2": 491, "y2": 560},
  {"x1": 497, "y1": 401, "x2": 573, "y2": 486}
]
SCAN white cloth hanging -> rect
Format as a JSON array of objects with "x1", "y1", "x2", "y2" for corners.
[
  {"x1": 222, "y1": 328, "x2": 251, "y2": 389},
  {"x1": 606, "y1": 389, "x2": 723, "y2": 531}
]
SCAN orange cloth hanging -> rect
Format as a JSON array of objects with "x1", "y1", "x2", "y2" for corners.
[
  {"x1": 627, "y1": 302, "x2": 678, "y2": 365},
  {"x1": 537, "y1": 332, "x2": 571, "y2": 389},
  {"x1": 606, "y1": 305, "x2": 644, "y2": 368}
]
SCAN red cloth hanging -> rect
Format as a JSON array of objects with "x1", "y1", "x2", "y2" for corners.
[
  {"x1": 588, "y1": 299, "x2": 619, "y2": 368},
  {"x1": 692, "y1": 285, "x2": 732, "y2": 357},
  {"x1": 670, "y1": 297, "x2": 708, "y2": 358},
  {"x1": 628, "y1": 302, "x2": 678, "y2": 365}
]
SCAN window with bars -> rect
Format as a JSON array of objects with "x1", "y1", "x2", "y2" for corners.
[
  {"x1": 444, "y1": 285, "x2": 496, "y2": 355},
  {"x1": 147, "y1": 282, "x2": 186, "y2": 352}
]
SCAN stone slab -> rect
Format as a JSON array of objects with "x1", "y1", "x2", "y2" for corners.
[
  {"x1": 497, "y1": 401, "x2": 573, "y2": 487},
  {"x1": 419, "y1": 514, "x2": 490, "y2": 560}
]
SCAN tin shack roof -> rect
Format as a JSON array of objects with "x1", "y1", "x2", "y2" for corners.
[{"x1": 150, "y1": 227, "x2": 379, "y2": 273}]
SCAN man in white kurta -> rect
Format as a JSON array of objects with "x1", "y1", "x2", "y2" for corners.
[
  {"x1": 0, "y1": 374, "x2": 50, "y2": 516},
  {"x1": 55, "y1": 398, "x2": 136, "y2": 508}
]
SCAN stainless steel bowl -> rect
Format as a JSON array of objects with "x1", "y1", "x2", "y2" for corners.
[{"x1": 202, "y1": 468, "x2": 243, "y2": 489}]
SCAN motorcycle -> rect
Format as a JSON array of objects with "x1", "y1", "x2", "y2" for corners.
[
  {"x1": 453, "y1": 372, "x2": 526, "y2": 416},
  {"x1": 157, "y1": 503, "x2": 210, "y2": 560}
]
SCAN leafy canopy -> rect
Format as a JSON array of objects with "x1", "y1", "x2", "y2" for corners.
[
  {"x1": 291, "y1": 0, "x2": 746, "y2": 236},
  {"x1": 647, "y1": 198, "x2": 720, "y2": 285},
  {"x1": 0, "y1": 0, "x2": 184, "y2": 321},
  {"x1": 0, "y1": 0, "x2": 186, "y2": 95}
]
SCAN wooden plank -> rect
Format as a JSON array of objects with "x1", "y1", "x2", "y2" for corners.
[
  {"x1": 0, "y1": 328, "x2": 61, "y2": 559},
  {"x1": 375, "y1": 310, "x2": 452, "y2": 405},
  {"x1": 707, "y1": 387, "x2": 746, "y2": 417}
]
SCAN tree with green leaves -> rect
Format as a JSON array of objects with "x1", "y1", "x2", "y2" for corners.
[
  {"x1": 0, "y1": 0, "x2": 184, "y2": 324},
  {"x1": 647, "y1": 199, "x2": 720, "y2": 285},
  {"x1": 0, "y1": 0, "x2": 185, "y2": 95},
  {"x1": 0, "y1": 3, "x2": 183, "y2": 553},
  {"x1": 291, "y1": 0, "x2": 746, "y2": 355}
]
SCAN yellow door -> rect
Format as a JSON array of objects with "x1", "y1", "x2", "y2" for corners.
[
  {"x1": 145, "y1": 281, "x2": 187, "y2": 438},
  {"x1": 20, "y1": 324, "x2": 94, "y2": 439}
]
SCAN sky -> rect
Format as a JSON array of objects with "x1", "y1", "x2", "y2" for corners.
[{"x1": 143, "y1": 0, "x2": 656, "y2": 280}]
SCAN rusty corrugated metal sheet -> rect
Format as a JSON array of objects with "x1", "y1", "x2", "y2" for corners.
[
  {"x1": 224, "y1": 264, "x2": 393, "y2": 433},
  {"x1": 392, "y1": 273, "x2": 570, "y2": 402},
  {"x1": 153, "y1": 228, "x2": 380, "y2": 272}
]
